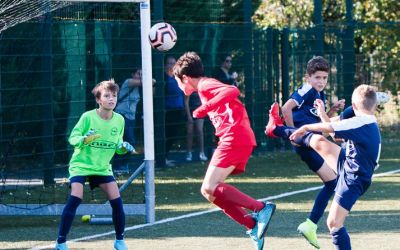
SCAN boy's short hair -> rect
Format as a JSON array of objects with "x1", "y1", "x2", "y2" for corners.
[
  {"x1": 352, "y1": 84, "x2": 377, "y2": 111},
  {"x1": 173, "y1": 51, "x2": 204, "y2": 80},
  {"x1": 306, "y1": 56, "x2": 329, "y2": 75},
  {"x1": 91, "y1": 79, "x2": 119, "y2": 99}
]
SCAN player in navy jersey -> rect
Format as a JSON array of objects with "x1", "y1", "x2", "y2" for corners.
[
  {"x1": 266, "y1": 84, "x2": 381, "y2": 250},
  {"x1": 276, "y1": 56, "x2": 345, "y2": 248}
]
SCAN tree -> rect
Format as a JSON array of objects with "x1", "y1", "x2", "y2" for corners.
[{"x1": 252, "y1": 0, "x2": 399, "y2": 93}]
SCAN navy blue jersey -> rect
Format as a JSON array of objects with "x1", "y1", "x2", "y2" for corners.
[
  {"x1": 291, "y1": 83, "x2": 326, "y2": 127},
  {"x1": 331, "y1": 115, "x2": 381, "y2": 179},
  {"x1": 340, "y1": 106, "x2": 355, "y2": 120}
]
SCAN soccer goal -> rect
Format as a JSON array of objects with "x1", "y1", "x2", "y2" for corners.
[{"x1": 0, "y1": 0, "x2": 155, "y2": 223}]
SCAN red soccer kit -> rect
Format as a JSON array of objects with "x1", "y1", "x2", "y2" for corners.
[{"x1": 197, "y1": 77, "x2": 256, "y2": 174}]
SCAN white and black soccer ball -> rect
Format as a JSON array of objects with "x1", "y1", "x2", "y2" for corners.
[
  {"x1": 376, "y1": 91, "x2": 390, "y2": 105},
  {"x1": 148, "y1": 22, "x2": 177, "y2": 52}
]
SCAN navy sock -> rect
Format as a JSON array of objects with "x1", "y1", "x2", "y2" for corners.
[
  {"x1": 273, "y1": 126, "x2": 296, "y2": 139},
  {"x1": 291, "y1": 131, "x2": 314, "y2": 147},
  {"x1": 309, "y1": 179, "x2": 337, "y2": 224},
  {"x1": 57, "y1": 195, "x2": 82, "y2": 244},
  {"x1": 274, "y1": 126, "x2": 314, "y2": 147},
  {"x1": 331, "y1": 227, "x2": 351, "y2": 250},
  {"x1": 110, "y1": 197, "x2": 125, "y2": 240}
]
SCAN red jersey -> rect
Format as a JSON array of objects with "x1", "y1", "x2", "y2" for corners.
[{"x1": 197, "y1": 77, "x2": 256, "y2": 146}]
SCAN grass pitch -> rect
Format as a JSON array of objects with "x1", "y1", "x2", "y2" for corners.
[{"x1": 1, "y1": 135, "x2": 399, "y2": 250}]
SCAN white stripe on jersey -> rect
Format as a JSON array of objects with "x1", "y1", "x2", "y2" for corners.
[
  {"x1": 294, "y1": 83, "x2": 312, "y2": 107},
  {"x1": 331, "y1": 114, "x2": 377, "y2": 132},
  {"x1": 297, "y1": 83, "x2": 313, "y2": 96}
]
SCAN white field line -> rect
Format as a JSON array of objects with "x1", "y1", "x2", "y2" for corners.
[{"x1": 30, "y1": 168, "x2": 400, "y2": 250}]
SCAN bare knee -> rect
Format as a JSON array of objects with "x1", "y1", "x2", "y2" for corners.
[
  {"x1": 200, "y1": 184, "x2": 215, "y2": 201},
  {"x1": 310, "y1": 134, "x2": 327, "y2": 151},
  {"x1": 327, "y1": 217, "x2": 342, "y2": 232}
]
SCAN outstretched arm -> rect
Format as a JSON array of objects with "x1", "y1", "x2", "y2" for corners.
[{"x1": 289, "y1": 122, "x2": 334, "y2": 142}]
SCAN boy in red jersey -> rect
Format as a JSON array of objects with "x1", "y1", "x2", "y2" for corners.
[{"x1": 173, "y1": 52, "x2": 275, "y2": 250}]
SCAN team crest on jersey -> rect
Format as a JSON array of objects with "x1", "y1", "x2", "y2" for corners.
[
  {"x1": 111, "y1": 127, "x2": 118, "y2": 136},
  {"x1": 309, "y1": 108, "x2": 319, "y2": 117}
]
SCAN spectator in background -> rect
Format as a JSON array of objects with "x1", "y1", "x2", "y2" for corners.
[
  {"x1": 164, "y1": 55, "x2": 185, "y2": 167},
  {"x1": 185, "y1": 92, "x2": 208, "y2": 162},
  {"x1": 114, "y1": 69, "x2": 142, "y2": 172},
  {"x1": 212, "y1": 54, "x2": 239, "y2": 87}
]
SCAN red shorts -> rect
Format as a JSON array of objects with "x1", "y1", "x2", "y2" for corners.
[{"x1": 209, "y1": 145, "x2": 254, "y2": 175}]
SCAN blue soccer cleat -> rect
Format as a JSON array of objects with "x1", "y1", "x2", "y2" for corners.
[
  {"x1": 114, "y1": 239, "x2": 128, "y2": 250},
  {"x1": 247, "y1": 224, "x2": 264, "y2": 250},
  {"x1": 55, "y1": 242, "x2": 68, "y2": 250},
  {"x1": 255, "y1": 201, "x2": 276, "y2": 239}
]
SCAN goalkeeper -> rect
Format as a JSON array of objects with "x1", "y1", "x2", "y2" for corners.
[{"x1": 55, "y1": 79, "x2": 133, "y2": 250}]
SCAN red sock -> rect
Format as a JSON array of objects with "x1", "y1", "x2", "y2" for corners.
[
  {"x1": 213, "y1": 183, "x2": 264, "y2": 211},
  {"x1": 213, "y1": 198, "x2": 256, "y2": 230}
]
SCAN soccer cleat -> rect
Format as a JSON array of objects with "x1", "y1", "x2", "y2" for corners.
[
  {"x1": 185, "y1": 152, "x2": 193, "y2": 161},
  {"x1": 114, "y1": 239, "x2": 128, "y2": 250},
  {"x1": 376, "y1": 91, "x2": 390, "y2": 105},
  {"x1": 165, "y1": 159, "x2": 176, "y2": 167},
  {"x1": 297, "y1": 219, "x2": 320, "y2": 249},
  {"x1": 55, "y1": 242, "x2": 68, "y2": 250},
  {"x1": 247, "y1": 224, "x2": 264, "y2": 250},
  {"x1": 255, "y1": 202, "x2": 276, "y2": 239},
  {"x1": 265, "y1": 102, "x2": 284, "y2": 138},
  {"x1": 199, "y1": 152, "x2": 208, "y2": 161}
]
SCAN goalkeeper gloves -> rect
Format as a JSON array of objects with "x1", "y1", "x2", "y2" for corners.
[
  {"x1": 83, "y1": 129, "x2": 101, "y2": 144},
  {"x1": 118, "y1": 141, "x2": 136, "y2": 154}
]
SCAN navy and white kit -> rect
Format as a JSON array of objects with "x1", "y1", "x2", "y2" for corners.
[
  {"x1": 331, "y1": 114, "x2": 381, "y2": 210},
  {"x1": 291, "y1": 83, "x2": 326, "y2": 172}
]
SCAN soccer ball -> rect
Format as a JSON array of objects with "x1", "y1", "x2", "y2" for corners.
[
  {"x1": 148, "y1": 22, "x2": 177, "y2": 52},
  {"x1": 376, "y1": 91, "x2": 390, "y2": 105}
]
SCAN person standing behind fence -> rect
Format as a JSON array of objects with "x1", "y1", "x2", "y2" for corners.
[
  {"x1": 212, "y1": 54, "x2": 239, "y2": 87},
  {"x1": 114, "y1": 69, "x2": 141, "y2": 172},
  {"x1": 185, "y1": 92, "x2": 208, "y2": 162},
  {"x1": 173, "y1": 52, "x2": 275, "y2": 250},
  {"x1": 55, "y1": 79, "x2": 133, "y2": 250},
  {"x1": 164, "y1": 55, "x2": 185, "y2": 167}
]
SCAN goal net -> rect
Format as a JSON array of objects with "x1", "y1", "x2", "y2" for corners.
[{"x1": 0, "y1": 0, "x2": 155, "y2": 223}]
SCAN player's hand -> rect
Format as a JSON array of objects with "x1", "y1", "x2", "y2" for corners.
[
  {"x1": 193, "y1": 105, "x2": 208, "y2": 118},
  {"x1": 83, "y1": 129, "x2": 101, "y2": 144},
  {"x1": 231, "y1": 72, "x2": 238, "y2": 80},
  {"x1": 118, "y1": 141, "x2": 136, "y2": 154},
  {"x1": 331, "y1": 99, "x2": 345, "y2": 111},
  {"x1": 289, "y1": 126, "x2": 307, "y2": 142},
  {"x1": 313, "y1": 99, "x2": 326, "y2": 116}
]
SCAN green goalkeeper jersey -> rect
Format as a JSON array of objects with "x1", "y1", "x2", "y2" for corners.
[{"x1": 68, "y1": 109, "x2": 126, "y2": 178}]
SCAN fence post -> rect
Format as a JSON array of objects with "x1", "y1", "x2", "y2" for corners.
[
  {"x1": 313, "y1": 0, "x2": 324, "y2": 55},
  {"x1": 42, "y1": 13, "x2": 55, "y2": 185},
  {"x1": 281, "y1": 28, "x2": 290, "y2": 104},
  {"x1": 243, "y1": 0, "x2": 254, "y2": 124},
  {"x1": 153, "y1": 0, "x2": 166, "y2": 168},
  {"x1": 342, "y1": 0, "x2": 355, "y2": 103}
]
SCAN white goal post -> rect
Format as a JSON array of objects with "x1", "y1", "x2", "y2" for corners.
[{"x1": 0, "y1": 0, "x2": 155, "y2": 223}]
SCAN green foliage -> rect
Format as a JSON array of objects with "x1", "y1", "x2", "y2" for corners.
[
  {"x1": 252, "y1": 0, "x2": 400, "y2": 93},
  {"x1": 353, "y1": 1, "x2": 400, "y2": 93},
  {"x1": 252, "y1": 0, "x2": 314, "y2": 28}
]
